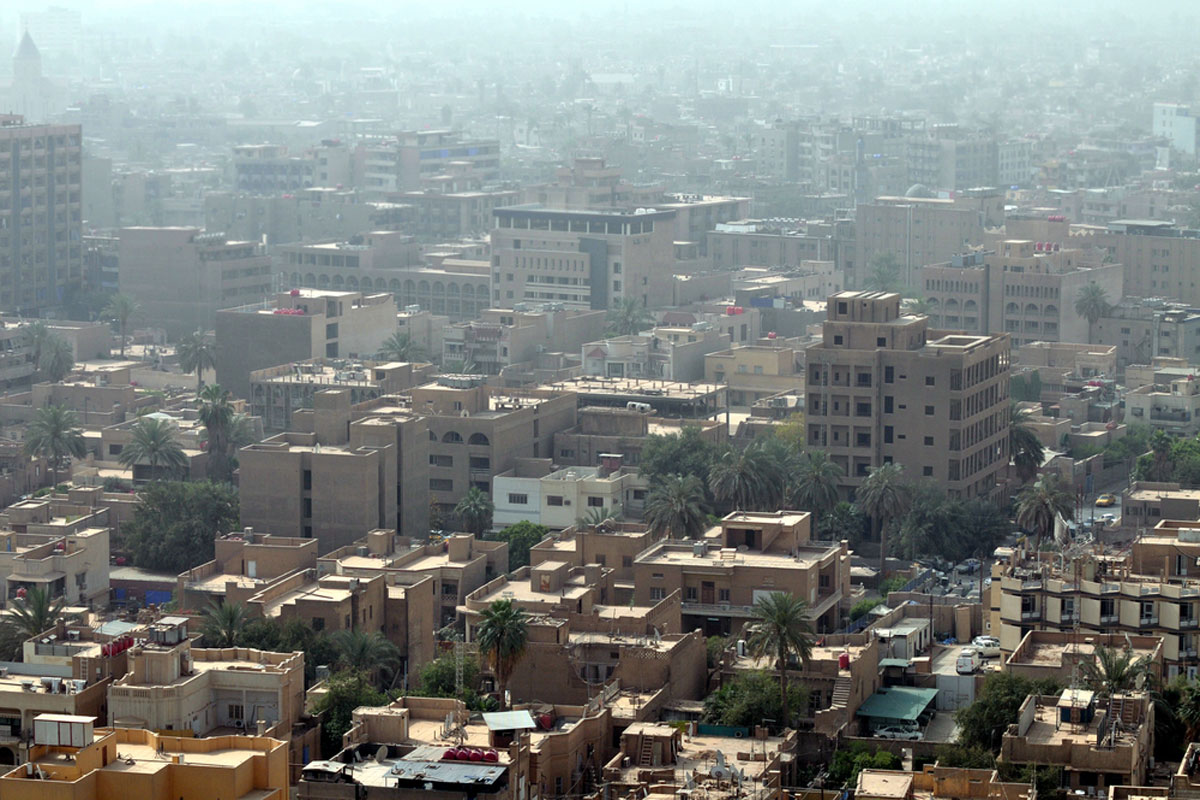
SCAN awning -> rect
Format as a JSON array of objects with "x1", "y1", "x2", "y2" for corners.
[
  {"x1": 878, "y1": 658, "x2": 910, "y2": 669},
  {"x1": 482, "y1": 710, "x2": 538, "y2": 731},
  {"x1": 856, "y1": 687, "x2": 938, "y2": 721}
]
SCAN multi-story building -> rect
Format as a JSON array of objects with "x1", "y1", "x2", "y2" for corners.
[
  {"x1": 0, "y1": 722, "x2": 288, "y2": 800},
  {"x1": 0, "y1": 504, "x2": 109, "y2": 606},
  {"x1": 492, "y1": 460, "x2": 648, "y2": 530},
  {"x1": 1095, "y1": 298, "x2": 1200, "y2": 368},
  {"x1": 117, "y1": 227, "x2": 272, "y2": 337},
  {"x1": 707, "y1": 218, "x2": 855, "y2": 276},
  {"x1": 361, "y1": 130, "x2": 501, "y2": 194},
  {"x1": 398, "y1": 187, "x2": 522, "y2": 239},
  {"x1": 805, "y1": 291, "x2": 1010, "y2": 500},
  {"x1": 1091, "y1": 220, "x2": 1200, "y2": 306},
  {"x1": 277, "y1": 230, "x2": 423, "y2": 293},
  {"x1": 1125, "y1": 376, "x2": 1200, "y2": 436},
  {"x1": 108, "y1": 615, "x2": 304, "y2": 738},
  {"x1": 552, "y1": 406, "x2": 727, "y2": 469},
  {"x1": 580, "y1": 326, "x2": 730, "y2": 382},
  {"x1": 921, "y1": 243, "x2": 1123, "y2": 347},
  {"x1": 249, "y1": 358, "x2": 434, "y2": 432},
  {"x1": 388, "y1": 257, "x2": 492, "y2": 322},
  {"x1": 491, "y1": 205, "x2": 678, "y2": 311},
  {"x1": 395, "y1": 307, "x2": 449, "y2": 360},
  {"x1": 704, "y1": 345, "x2": 804, "y2": 408},
  {"x1": 906, "y1": 128, "x2": 998, "y2": 191},
  {"x1": 631, "y1": 511, "x2": 850, "y2": 636},
  {"x1": 543, "y1": 376, "x2": 727, "y2": 419},
  {"x1": 524, "y1": 157, "x2": 665, "y2": 210},
  {"x1": 0, "y1": 117, "x2": 83, "y2": 315},
  {"x1": 1153, "y1": 102, "x2": 1199, "y2": 157},
  {"x1": 204, "y1": 188, "x2": 413, "y2": 247},
  {"x1": 215, "y1": 288, "x2": 398, "y2": 399},
  {"x1": 1120, "y1": 482, "x2": 1200, "y2": 528},
  {"x1": 176, "y1": 528, "x2": 317, "y2": 610},
  {"x1": 232, "y1": 144, "x2": 315, "y2": 193},
  {"x1": 442, "y1": 307, "x2": 606, "y2": 376},
  {"x1": 854, "y1": 190, "x2": 1003, "y2": 289}
]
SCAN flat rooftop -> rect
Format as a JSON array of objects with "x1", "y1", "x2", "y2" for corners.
[
  {"x1": 546, "y1": 376, "x2": 724, "y2": 399},
  {"x1": 1017, "y1": 697, "x2": 1139, "y2": 748}
]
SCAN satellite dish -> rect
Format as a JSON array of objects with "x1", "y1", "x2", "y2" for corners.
[{"x1": 375, "y1": 745, "x2": 388, "y2": 763}]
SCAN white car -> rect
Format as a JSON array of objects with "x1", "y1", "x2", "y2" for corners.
[
  {"x1": 971, "y1": 636, "x2": 1001, "y2": 658},
  {"x1": 956, "y1": 647, "x2": 982, "y2": 674},
  {"x1": 874, "y1": 726, "x2": 922, "y2": 740}
]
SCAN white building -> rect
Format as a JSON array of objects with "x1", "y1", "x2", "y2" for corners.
[
  {"x1": 493, "y1": 461, "x2": 647, "y2": 530},
  {"x1": 1153, "y1": 103, "x2": 1199, "y2": 157}
]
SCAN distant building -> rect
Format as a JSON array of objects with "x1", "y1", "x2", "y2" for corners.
[
  {"x1": 1153, "y1": 102, "x2": 1199, "y2": 157},
  {"x1": 361, "y1": 130, "x2": 500, "y2": 194}
]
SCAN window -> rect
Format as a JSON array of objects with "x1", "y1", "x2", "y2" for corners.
[
  {"x1": 650, "y1": 587, "x2": 665, "y2": 600},
  {"x1": 925, "y1": 376, "x2": 935, "y2": 386},
  {"x1": 547, "y1": 495, "x2": 564, "y2": 506},
  {"x1": 559, "y1": 449, "x2": 575, "y2": 458},
  {"x1": 884, "y1": 366, "x2": 894, "y2": 383},
  {"x1": 303, "y1": 469, "x2": 312, "y2": 490},
  {"x1": 923, "y1": 466, "x2": 933, "y2": 476},
  {"x1": 924, "y1": 436, "x2": 934, "y2": 446},
  {"x1": 587, "y1": 496, "x2": 604, "y2": 507},
  {"x1": 430, "y1": 454, "x2": 453, "y2": 467},
  {"x1": 877, "y1": 337, "x2": 886, "y2": 347},
  {"x1": 228, "y1": 704, "x2": 244, "y2": 721},
  {"x1": 884, "y1": 425, "x2": 893, "y2": 443},
  {"x1": 924, "y1": 405, "x2": 934, "y2": 415},
  {"x1": 312, "y1": 617, "x2": 325, "y2": 631},
  {"x1": 833, "y1": 335, "x2": 844, "y2": 345},
  {"x1": 622, "y1": 555, "x2": 633, "y2": 568},
  {"x1": 685, "y1": 586, "x2": 697, "y2": 601},
  {"x1": 108, "y1": 444, "x2": 123, "y2": 456},
  {"x1": 884, "y1": 396, "x2": 893, "y2": 413},
  {"x1": 719, "y1": 588, "x2": 731, "y2": 602},
  {"x1": 469, "y1": 456, "x2": 490, "y2": 470},
  {"x1": 430, "y1": 478, "x2": 453, "y2": 491},
  {"x1": 508, "y1": 493, "x2": 528, "y2": 505},
  {"x1": 596, "y1": 555, "x2": 606, "y2": 566}
]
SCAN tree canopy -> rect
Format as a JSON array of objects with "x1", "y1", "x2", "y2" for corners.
[
  {"x1": 123, "y1": 481, "x2": 239, "y2": 572},
  {"x1": 490, "y1": 521, "x2": 549, "y2": 571},
  {"x1": 955, "y1": 672, "x2": 1061, "y2": 752}
]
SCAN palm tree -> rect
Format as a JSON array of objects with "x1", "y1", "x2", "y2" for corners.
[
  {"x1": 1014, "y1": 472, "x2": 1075, "y2": 552},
  {"x1": 788, "y1": 450, "x2": 844, "y2": 525},
  {"x1": 201, "y1": 600, "x2": 246, "y2": 648},
  {"x1": 903, "y1": 297, "x2": 933, "y2": 317},
  {"x1": 455, "y1": 487, "x2": 494, "y2": 536},
  {"x1": 856, "y1": 462, "x2": 910, "y2": 575},
  {"x1": 708, "y1": 441, "x2": 787, "y2": 512},
  {"x1": 577, "y1": 504, "x2": 620, "y2": 528},
  {"x1": 177, "y1": 330, "x2": 216, "y2": 394},
  {"x1": 1010, "y1": 404, "x2": 1046, "y2": 483},
  {"x1": 102, "y1": 293, "x2": 140, "y2": 358},
  {"x1": 1081, "y1": 645, "x2": 1153, "y2": 697},
  {"x1": 118, "y1": 416, "x2": 189, "y2": 481},
  {"x1": 332, "y1": 628, "x2": 401, "y2": 678},
  {"x1": 8, "y1": 585, "x2": 66, "y2": 638},
  {"x1": 442, "y1": 359, "x2": 479, "y2": 375},
  {"x1": 23, "y1": 320, "x2": 51, "y2": 368},
  {"x1": 476, "y1": 598, "x2": 528, "y2": 708},
  {"x1": 24, "y1": 405, "x2": 86, "y2": 486},
  {"x1": 606, "y1": 297, "x2": 653, "y2": 337},
  {"x1": 644, "y1": 474, "x2": 709, "y2": 539},
  {"x1": 1180, "y1": 682, "x2": 1200, "y2": 742},
  {"x1": 1142, "y1": 429, "x2": 1175, "y2": 482},
  {"x1": 379, "y1": 331, "x2": 426, "y2": 362},
  {"x1": 39, "y1": 334, "x2": 74, "y2": 382},
  {"x1": 1075, "y1": 283, "x2": 1111, "y2": 340},
  {"x1": 745, "y1": 592, "x2": 814, "y2": 719},
  {"x1": 198, "y1": 384, "x2": 235, "y2": 482}
]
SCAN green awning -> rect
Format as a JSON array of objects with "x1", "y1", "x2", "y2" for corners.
[
  {"x1": 856, "y1": 687, "x2": 938, "y2": 720},
  {"x1": 878, "y1": 658, "x2": 910, "y2": 669}
]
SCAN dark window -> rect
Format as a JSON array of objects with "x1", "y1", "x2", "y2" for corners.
[
  {"x1": 923, "y1": 466, "x2": 933, "y2": 476},
  {"x1": 884, "y1": 366, "x2": 894, "y2": 383},
  {"x1": 924, "y1": 436, "x2": 934, "y2": 446},
  {"x1": 547, "y1": 496, "x2": 564, "y2": 506},
  {"x1": 430, "y1": 478, "x2": 453, "y2": 491},
  {"x1": 622, "y1": 555, "x2": 633, "y2": 568},
  {"x1": 877, "y1": 337, "x2": 886, "y2": 347},
  {"x1": 507, "y1": 493, "x2": 528, "y2": 505},
  {"x1": 884, "y1": 396, "x2": 894, "y2": 413},
  {"x1": 833, "y1": 335, "x2": 844, "y2": 345},
  {"x1": 587, "y1": 496, "x2": 604, "y2": 507},
  {"x1": 925, "y1": 376, "x2": 935, "y2": 386},
  {"x1": 884, "y1": 426, "x2": 893, "y2": 443},
  {"x1": 925, "y1": 405, "x2": 935, "y2": 415},
  {"x1": 303, "y1": 469, "x2": 312, "y2": 490},
  {"x1": 312, "y1": 617, "x2": 325, "y2": 631}
]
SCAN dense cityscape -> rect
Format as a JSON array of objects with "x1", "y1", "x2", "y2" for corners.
[{"x1": 3, "y1": 1, "x2": 1200, "y2": 799}]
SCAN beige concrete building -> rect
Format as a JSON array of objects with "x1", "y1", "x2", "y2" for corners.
[
  {"x1": 1014, "y1": 341, "x2": 1117, "y2": 398},
  {"x1": 581, "y1": 326, "x2": 730, "y2": 382},
  {"x1": 248, "y1": 357, "x2": 434, "y2": 432},
  {"x1": 396, "y1": 187, "x2": 522, "y2": 239},
  {"x1": 1120, "y1": 483, "x2": 1200, "y2": 530},
  {"x1": 360, "y1": 130, "x2": 500, "y2": 194},
  {"x1": 0, "y1": 119, "x2": 83, "y2": 316},
  {"x1": 707, "y1": 218, "x2": 855, "y2": 275},
  {"x1": 215, "y1": 288, "x2": 399, "y2": 400},
  {"x1": 529, "y1": 522, "x2": 662, "y2": 599},
  {"x1": 1003, "y1": 630, "x2": 1165, "y2": 686},
  {"x1": 543, "y1": 376, "x2": 727, "y2": 419},
  {"x1": 805, "y1": 291, "x2": 1010, "y2": 499},
  {"x1": 1125, "y1": 375, "x2": 1200, "y2": 436},
  {"x1": 855, "y1": 765, "x2": 1034, "y2": 800},
  {"x1": 705, "y1": 344, "x2": 804, "y2": 408},
  {"x1": 176, "y1": 528, "x2": 317, "y2": 611},
  {"x1": 118, "y1": 227, "x2": 272, "y2": 336},
  {"x1": 277, "y1": 230, "x2": 423, "y2": 292},
  {"x1": 442, "y1": 306, "x2": 606, "y2": 376},
  {"x1": 632, "y1": 510, "x2": 850, "y2": 635},
  {"x1": 0, "y1": 502, "x2": 109, "y2": 606},
  {"x1": 0, "y1": 724, "x2": 288, "y2": 800},
  {"x1": 491, "y1": 206, "x2": 678, "y2": 310},
  {"x1": 552, "y1": 406, "x2": 726, "y2": 469},
  {"x1": 1095, "y1": 300, "x2": 1200, "y2": 368},
  {"x1": 492, "y1": 461, "x2": 648, "y2": 530},
  {"x1": 388, "y1": 256, "x2": 491, "y2": 322}
]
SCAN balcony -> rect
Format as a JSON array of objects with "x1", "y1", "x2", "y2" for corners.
[
  {"x1": 1100, "y1": 614, "x2": 1119, "y2": 624},
  {"x1": 1021, "y1": 609, "x2": 1042, "y2": 621},
  {"x1": 1183, "y1": 618, "x2": 1199, "y2": 629},
  {"x1": 1140, "y1": 617, "x2": 1159, "y2": 627},
  {"x1": 681, "y1": 601, "x2": 755, "y2": 618}
]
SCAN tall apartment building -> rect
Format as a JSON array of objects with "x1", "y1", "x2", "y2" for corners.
[
  {"x1": 921, "y1": 242, "x2": 1123, "y2": 347},
  {"x1": 491, "y1": 206, "x2": 677, "y2": 310},
  {"x1": 397, "y1": 187, "x2": 521, "y2": 239},
  {"x1": 1095, "y1": 299, "x2": 1200, "y2": 367},
  {"x1": 805, "y1": 291, "x2": 1010, "y2": 501},
  {"x1": 117, "y1": 227, "x2": 272, "y2": 337},
  {"x1": 204, "y1": 188, "x2": 413, "y2": 246},
  {"x1": 1092, "y1": 220, "x2": 1200, "y2": 305},
  {"x1": 906, "y1": 128, "x2": 998, "y2": 191},
  {"x1": 0, "y1": 117, "x2": 82, "y2": 315},
  {"x1": 232, "y1": 144, "x2": 316, "y2": 192},
  {"x1": 853, "y1": 190, "x2": 1002, "y2": 290},
  {"x1": 215, "y1": 288, "x2": 398, "y2": 399},
  {"x1": 361, "y1": 130, "x2": 500, "y2": 194}
]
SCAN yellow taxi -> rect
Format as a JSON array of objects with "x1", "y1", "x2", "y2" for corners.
[{"x1": 1095, "y1": 493, "x2": 1116, "y2": 507}]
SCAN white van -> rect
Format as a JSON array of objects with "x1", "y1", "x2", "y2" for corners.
[{"x1": 956, "y1": 647, "x2": 982, "y2": 674}]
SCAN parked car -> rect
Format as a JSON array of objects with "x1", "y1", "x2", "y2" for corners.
[
  {"x1": 874, "y1": 726, "x2": 922, "y2": 741},
  {"x1": 956, "y1": 647, "x2": 983, "y2": 674},
  {"x1": 971, "y1": 636, "x2": 1001, "y2": 658},
  {"x1": 1095, "y1": 493, "x2": 1117, "y2": 507}
]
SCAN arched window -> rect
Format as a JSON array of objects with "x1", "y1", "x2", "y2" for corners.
[
  {"x1": 1006, "y1": 302, "x2": 1019, "y2": 315},
  {"x1": 1025, "y1": 303, "x2": 1039, "y2": 316},
  {"x1": 468, "y1": 433, "x2": 490, "y2": 446},
  {"x1": 442, "y1": 431, "x2": 463, "y2": 443},
  {"x1": 1044, "y1": 304, "x2": 1058, "y2": 317}
]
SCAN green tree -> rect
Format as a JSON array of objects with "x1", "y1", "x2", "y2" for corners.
[
  {"x1": 23, "y1": 320, "x2": 51, "y2": 369},
  {"x1": 177, "y1": 330, "x2": 216, "y2": 394},
  {"x1": 39, "y1": 334, "x2": 75, "y2": 382},
  {"x1": 313, "y1": 669, "x2": 389, "y2": 755},
  {"x1": 577, "y1": 505, "x2": 619, "y2": 528},
  {"x1": 8, "y1": 585, "x2": 66, "y2": 638},
  {"x1": 864, "y1": 252, "x2": 904, "y2": 293},
  {"x1": 379, "y1": 331, "x2": 426, "y2": 362},
  {"x1": 1136, "y1": 429, "x2": 1177, "y2": 482},
  {"x1": 644, "y1": 474, "x2": 709, "y2": 539},
  {"x1": 639, "y1": 427, "x2": 720, "y2": 490},
  {"x1": 849, "y1": 598, "x2": 883, "y2": 621},
  {"x1": 198, "y1": 384, "x2": 235, "y2": 483},
  {"x1": 933, "y1": 743, "x2": 996, "y2": 769},
  {"x1": 819, "y1": 501, "x2": 865, "y2": 543},
  {"x1": 102, "y1": 293, "x2": 140, "y2": 358},
  {"x1": 454, "y1": 487, "x2": 494, "y2": 537},
  {"x1": 955, "y1": 672, "x2": 1061, "y2": 752},
  {"x1": 708, "y1": 440, "x2": 787, "y2": 512},
  {"x1": 0, "y1": 621, "x2": 26, "y2": 661},
  {"x1": 490, "y1": 521, "x2": 549, "y2": 571},
  {"x1": 416, "y1": 650, "x2": 481, "y2": 698},
  {"x1": 826, "y1": 742, "x2": 901, "y2": 789},
  {"x1": 745, "y1": 592, "x2": 814, "y2": 717},
  {"x1": 856, "y1": 462, "x2": 910, "y2": 575},
  {"x1": 1014, "y1": 472, "x2": 1074, "y2": 551},
  {"x1": 123, "y1": 481, "x2": 239, "y2": 572},
  {"x1": 1010, "y1": 404, "x2": 1045, "y2": 483},
  {"x1": 702, "y1": 671, "x2": 808, "y2": 729},
  {"x1": 1075, "y1": 282, "x2": 1111, "y2": 338},
  {"x1": 332, "y1": 629, "x2": 401, "y2": 684},
  {"x1": 475, "y1": 598, "x2": 528, "y2": 708},
  {"x1": 118, "y1": 416, "x2": 189, "y2": 481},
  {"x1": 1080, "y1": 645, "x2": 1152, "y2": 697},
  {"x1": 24, "y1": 405, "x2": 86, "y2": 486},
  {"x1": 788, "y1": 450, "x2": 844, "y2": 523},
  {"x1": 201, "y1": 600, "x2": 246, "y2": 648},
  {"x1": 606, "y1": 297, "x2": 653, "y2": 336},
  {"x1": 1179, "y1": 680, "x2": 1200, "y2": 742},
  {"x1": 1010, "y1": 374, "x2": 1029, "y2": 402}
]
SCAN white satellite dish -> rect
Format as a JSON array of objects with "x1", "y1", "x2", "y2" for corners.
[{"x1": 375, "y1": 745, "x2": 388, "y2": 763}]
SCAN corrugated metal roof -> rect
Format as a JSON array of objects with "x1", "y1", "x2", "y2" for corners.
[
  {"x1": 856, "y1": 687, "x2": 938, "y2": 720},
  {"x1": 482, "y1": 710, "x2": 537, "y2": 731}
]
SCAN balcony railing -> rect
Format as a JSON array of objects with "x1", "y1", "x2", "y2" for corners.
[{"x1": 681, "y1": 601, "x2": 756, "y2": 618}]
